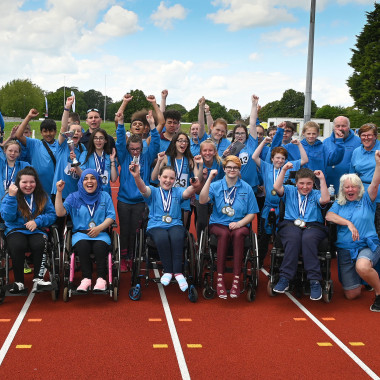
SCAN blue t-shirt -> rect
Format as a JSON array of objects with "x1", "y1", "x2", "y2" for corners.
[
  {"x1": 195, "y1": 159, "x2": 224, "y2": 201},
  {"x1": 0, "y1": 160, "x2": 30, "y2": 202},
  {"x1": 63, "y1": 191, "x2": 116, "y2": 246},
  {"x1": 205, "y1": 134, "x2": 231, "y2": 157},
  {"x1": 282, "y1": 186, "x2": 324, "y2": 223},
  {"x1": 145, "y1": 186, "x2": 186, "y2": 231},
  {"x1": 208, "y1": 177, "x2": 258, "y2": 227},
  {"x1": 237, "y1": 135, "x2": 258, "y2": 189},
  {"x1": 190, "y1": 134, "x2": 208, "y2": 156}
]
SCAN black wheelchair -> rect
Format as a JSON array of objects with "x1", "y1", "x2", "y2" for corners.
[
  {"x1": 266, "y1": 200, "x2": 335, "y2": 303},
  {"x1": 197, "y1": 225, "x2": 260, "y2": 302},
  {"x1": 129, "y1": 219, "x2": 198, "y2": 303},
  {"x1": 0, "y1": 222, "x2": 61, "y2": 302},
  {"x1": 61, "y1": 221, "x2": 120, "y2": 302}
]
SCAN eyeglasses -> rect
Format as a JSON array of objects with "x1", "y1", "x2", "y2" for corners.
[
  {"x1": 225, "y1": 166, "x2": 239, "y2": 171},
  {"x1": 129, "y1": 147, "x2": 141, "y2": 152},
  {"x1": 284, "y1": 129, "x2": 293, "y2": 133},
  {"x1": 93, "y1": 136, "x2": 105, "y2": 141},
  {"x1": 361, "y1": 134, "x2": 375, "y2": 139},
  {"x1": 87, "y1": 108, "x2": 100, "y2": 114},
  {"x1": 177, "y1": 139, "x2": 188, "y2": 144},
  {"x1": 235, "y1": 132, "x2": 245, "y2": 136}
]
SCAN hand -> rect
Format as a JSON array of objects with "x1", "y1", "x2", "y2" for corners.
[
  {"x1": 157, "y1": 151, "x2": 166, "y2": 162},
  {"x1": 348, "y1": 222, "x2": 359, "y2": 241},
  {"x1": 110, "y1": 148, "x2": 116, "y2": 161},
  {"x1": 69, "y1": 151, "x2": 76, "y2": 161},
  {"x1": 10, "y1": 125, "x2": 18, "y2": 139},
  {"x1": 229, "y1": 221, "x2": 241, "y2": 230},
  {"x1": 25, "y1": 220, "x2": 37, "y2": 232},
  {"x1": 56, "y1": 180, "x2": 65, "y2": 192},
  {"x1": 263, "y1": 136, "x2": 272, "y2": 144},
  {"x1": 202, "y1": 168, "x2": 208, "y2": 180},
  {"x1": 146, "y1": 95, "x2": 157, "y2": 104},
  {"x1": 222, "y1": 148, "x2": 231, "y2": 158},
  {"x1": 251, "y1": 94, "x2": 259, "y2": 106},
  {"x1": 314, "y1": 170, "x2": 325, "y2": 180},
  {"x1": 375, "y1": 150, "x2": 380, "y2": 165},
  {"x1": 283, "y1": 162, "x2": 293, "y2": 171},
  {"x1": 161, "y1": 89, "x2": 168, "y2": 99},
  {"x1": 277, "y1": 122, "x2": 286, "y2": 129},
  {"x1": 115, "y1": 111, "x2": 124, "y2": 124},
  {"x1": 66, "y1": 96, "x2": 74, "y2": 109},
  {"x1": 198, "y1": 96, "x2": 205, "y2": 107},
  {"x1": 190, "y1": 177, "x2": 201, "y2": 189},
  {"x1": 146, "y1": 109, "x2": 155, "y2": 127},
  {"x1": 28, "y1": 108, "x2": 39, "y2": 119},
  {"x1": 129, "y1": 162, "x2": 140, "y2": 177},
  {"x1": 123, "y1": 93, "x2": 133, "y2": 103},
  {"x1": 194, "y1": 155, "x2": 203, "y2": 165},
  {"x1": 8, "y1": 184, "x2": 18, "y2": 196},
  {"x1": 209, "y1": 169, "x2": 218, "y2": 180},
  {"x1": 334, "y1": 129, "x2": 344, "y2": 138},
  {"x1": 87, "y1": 225, "x2": 102, "y2": 238},
  {"x1": 204, "y1": 104, "x2": 210, "y2": 113},
  {"x1": 290, "y1": 139, "x2": 300, "y2": 145}
]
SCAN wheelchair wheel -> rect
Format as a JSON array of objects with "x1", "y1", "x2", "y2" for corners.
[
  {"x1": 63, "y1": 286, "x2": 69, "y2": 302},
  {"x1": 246, "y1": 286, "x2": 256, "y2": 302},
  {"x1": 267, "y1": 279, "x2": 276, "y2": 297},
  {"x1": 186, "y1": 232, "x2": 196, "y2": 284},
  {"x1": 113, "y1": 279, "x2": 118, "y2": 302},
  {"x1": 129, "y1": 284, "x2": 142, "y2": 301},
  {"x1": 131, "y1": 229, "x2": 143, "y2": 287},
  {"x1": 188, "y1": 285, "x2": 198, "y2": 303},
  {"x1": 322, "y1": 281, "x2": 333, "y2": 303},
  {"x1": 196, "y1": 229, "x2": 208, "y2": 287},
  {"x1": 202, "y1": 287, "x2": 215, "y2": 300},
  {"x1": 252, "y1": 232, "x2": 260, "y2": 288},
  {"x1": 50, "y1": 227, "x2": 61, "y2": 301}
]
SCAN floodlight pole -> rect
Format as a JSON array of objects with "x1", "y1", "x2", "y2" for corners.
[
  {"x1": 304, "y1": 0, "x2": 316, "y2": 123},
  {"x1": 104, "y1": 75, "x2": 107, "y2": 122}
]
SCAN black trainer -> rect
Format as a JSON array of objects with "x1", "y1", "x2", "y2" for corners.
[{"x1": 370, "y1": 295, "x2": 380, "y2": 312}]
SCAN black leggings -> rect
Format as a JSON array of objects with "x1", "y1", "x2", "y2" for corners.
[
  {"x1": 73, "y1": 239, "x2": 109, "y2": 280},
  {"x1": 7, "y1": 232, "x2": 47, "y2": 284}
]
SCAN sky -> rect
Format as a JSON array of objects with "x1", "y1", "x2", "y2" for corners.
[{"x1": 0, "y1": 0, "x2": 377, "y2": 117}]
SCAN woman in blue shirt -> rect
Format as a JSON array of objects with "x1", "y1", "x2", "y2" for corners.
[
  {"x1": 199, "y1": 156, "x2": 258, "y2": 299},
  {"x1": 130, "y1": 162, "x2": 201, "y2": 292},
  {"x1": 326, "y1": 150, "x2": 380, "y2": 312},
  {"x1": 1, "y1": 167, "x2": 56, "y2": 293},
  {"x1": 55, "y1": 169, "x2": 116, "y2": 292}
]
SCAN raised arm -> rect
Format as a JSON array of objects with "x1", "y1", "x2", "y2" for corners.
[
  {"x1": 55, "y1": 180, "x2": 67, "y2": 217},
  {"x1": 129, "y1": 160, "x2": 151, "y2": 197},
  {"x1": 205, "y1": 103, "x2": 213, "y2": 133},
  {"x1": 14, "y1": 109, "x2": 39, "y2": 146},
  {"x1": 273, "y1": 162, "x2": 293, "y2": 197},
  {"x1": 59, "y1": 96, "x2": 75, "y2": 145},
  {"x1": 252, "y1": 136, "x2": 272, "y2": 167},
  {"x1": 198, "y1": 96, "x2": 206, "y2": 139},
  {"x1": 291, "y1": 139, "x2": 309, "y2": 166},
  {"x1": 368, "y1": 150, "x2": 380, "y2": 201},
  {"x1": 146, "y1": 95, "x2": 165, "y2": 135},
  {"x1": 315, "y1": 170, "x2": 330, "y2": 205},
  {"x1": 199, "y1": 169, "x2": 218, "y2": 204},
  {"x1": 249, "y1": 94, "x2": 259, "y2": 139},
  {"x1": 160, "y1": 89, "x2": 168, "y2": 113},
  {"x1": 151, "y1": 151, "x2": 167, "y2": 181},
  {"x1": 110, "y1": 148, "x2": 118, "y2": 182}
]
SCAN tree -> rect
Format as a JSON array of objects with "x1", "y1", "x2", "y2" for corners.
[
  {"x1": 166, "y1": 103, "x2": 187, "y2": 116},
  {"x1": 315, "y1": 105, "x2": 347, "y2": 120},
  {"x1": 347, "y1": 3, "x2": 380, "y2": 114},
  {"x1": 227, "y1": 109, "x2": 241, "y2": 122},
  {"x1": 258, "y1": 100, "x2": 281, "y2": 121},
  {"x1": 183, "y1": 100, "x2": 234, "y2": 123},
  {"x1": 0, "y1": 79, "x2": 44, "y2": 117}
]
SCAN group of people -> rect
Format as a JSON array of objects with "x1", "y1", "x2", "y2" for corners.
[{"x1": 0, "y1": 90, "x2": 379, "y2": 312}]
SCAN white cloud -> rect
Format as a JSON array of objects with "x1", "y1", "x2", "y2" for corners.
[
  {"x1": 336, "y1": 0, "x2": 374, "y2": 4},
  {"x1": 261, "y1": 27, "x2": 307, "y2": 48},
  {"x1": 249, "y1": 52, "x2": 260, "y2": 61},
  {"x1": 150, "y1": 2, "x2": 188, "y2": 30}
]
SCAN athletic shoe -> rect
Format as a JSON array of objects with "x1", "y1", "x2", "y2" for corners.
[
  {"x1": 24, "y1": 260, "x2": 32, "y2": 274},
  {"x1": 93, "y1": 277, "x2": 107, "y2": 291},
  {"x1": 365, "y1": 284, "x2": 374, "y2": 292},
  {"x1": 310, "y1": 280, "x2": 322, "y2": 301},
  {"x1": 370, "y1": 295, "x2": 380, "y2": 312},
  {"x1": 77, "y1": 278, "x2": 91, "y2": 292},
  {"x1": 273, "y1": 276, "x2": 289, "y2": 293},
  {"x1": 9, "y1": 282, "x2": 25, "y2": 293}
]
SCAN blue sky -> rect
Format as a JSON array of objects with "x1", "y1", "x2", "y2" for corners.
[{"x1": 0, "y1": 0, "x2": 376, "y2": 117}]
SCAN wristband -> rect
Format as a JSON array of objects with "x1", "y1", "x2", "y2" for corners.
[{"x1": 64, "y1": 107, "x2": 70, "y2": 112}]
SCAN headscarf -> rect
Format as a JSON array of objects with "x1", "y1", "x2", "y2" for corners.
[{"x1": 65, "y1": 169, "x2": 103, "y2": 210}]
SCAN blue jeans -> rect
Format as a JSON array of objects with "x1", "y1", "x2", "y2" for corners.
[{"x1": 147, "y1": 225, "x2": 185, "y2": 273}]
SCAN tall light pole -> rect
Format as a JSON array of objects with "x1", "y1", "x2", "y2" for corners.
[
  {"x1": 104, "y1": 74, "x2": 107, "y2": 122},
  {"x1": 304, "y1": 0, "x2": 316, "y2": 123}
]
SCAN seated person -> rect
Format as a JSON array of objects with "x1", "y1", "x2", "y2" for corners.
[
  {"x1": 326, "y1": 151, "x2": 380, "y2": 312},
  {"x1": 55, "y1": 169, "x2": 116, "y2": 291},
  {"x1": 272, "y1": 164, "x2": 330, "y2": 300},
  {"x1": 199, "y1": 156, "x2": 258, "y2": 299},
  {"x1": 130, "y1": 162, "x2": 201, "y2": 292},
  {"x1": 0, "y1": 167, "x2": 56, "y2": 293}
]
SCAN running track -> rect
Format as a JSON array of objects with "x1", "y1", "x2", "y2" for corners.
[{"x1": 0, "y1": 187, "x2": 379, "y2": 380}]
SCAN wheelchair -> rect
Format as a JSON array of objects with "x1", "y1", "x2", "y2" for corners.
[
  {"x1": 197, "y1": 225, "x2": 260, "y2": 302},
  {"x1": 266, "y1": 199, "x2": 335, "y2": 303},
  {"x1": 129, "y1": 219, "x2": 198, "y2": 303},
  {"x1": 62, "y1": 221, "x2": 120, "y2": 302},
  {"x1": 0, "y1": 222, "x2": 61, "y2": 302}
]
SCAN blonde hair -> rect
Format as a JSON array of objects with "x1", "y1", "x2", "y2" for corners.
[
  {"x1": 302, "y1": 121, "x2": 320, "y2": 134},
  {"x1": 222, "y1": 155, "x2": 241, "y2": 170},
  {"x1": 200, "y1": 139, "x2": 222, "y2": 165},
  {"x1": 337, "y1": 173, "x2": 365, "y2": 205}
]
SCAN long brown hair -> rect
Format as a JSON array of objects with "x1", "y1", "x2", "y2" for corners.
[{"x1": 15, "y1": 167, "x2": 48, "y2": 220}]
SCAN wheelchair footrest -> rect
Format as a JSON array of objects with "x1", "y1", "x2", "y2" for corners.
[{"x1": 4, "y1": 284, "x2": 29, "y2": 296}]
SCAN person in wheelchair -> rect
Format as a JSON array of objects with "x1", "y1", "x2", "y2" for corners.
[
  {"x1": 272, "y1": 163, "x2": 330, "y2": 300},
  {"x1": 55, "y1": 169, "x2": 116, "y2": 292},
  {"x1": 326, "y1": 150, "x2": 380, "y2": 312},
  {"x1": 129, "y1": 162, "x2": 201, "y2": 292},
  {"x1": 199, "y1": 155, "x2": 258, "y2": 299},
  {"x1": 0, "y1": 167, "x2": 56, "y2": 293}
]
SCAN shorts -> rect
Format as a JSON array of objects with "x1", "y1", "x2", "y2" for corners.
[{"x1": 337, "y1": 247, "x2": 380, "y2": 290}]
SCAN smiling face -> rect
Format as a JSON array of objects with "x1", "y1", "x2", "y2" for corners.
[
  {"x1": 296, "y1": 177, "x2": 314, "y2": 196},
  {"x1": 342, "y1": 179, "x2": 360, "y2": 202},
  {"x1": 83, "y1": 174, "x2": 98, "y2": 193},
  {"x1": 86, "y1": 111, "x2": 102, "y2": 132},
  {"x1": 272, "y1": 153, "x2": 286, "y2": 169},
  {"x1": 211, "y1": 122, "x2": 226, "y2": 142},
  {"x1": 200, "y1": 142, "x2": 216, "y2": 164},
  {"x1": 5, "y1": 143, "x2": 20, "y2": 163},
  {"x1": 175, "y1": 134, "x2": 189, "y2": 154},
  {"x1": 93, "y1": 131, "x2": 106, "y2": 151},
  {"x1": 128, "y1": 142, "x2": 142, "y2": 157},
  {"x1": 19, "y1": 174, "x2": 36, "y2": 195},
  {"x1": 224, "y1": 160, "x2": 240, "y2": 180},
  {"x1": 234, "y1": 127, "x2": 247, "y2": 144},
  {"x1": 303, "y1": 127, "x2": 319, "y2": 145},
  {"x1": 360, "y1": 130, "x2": 376, "y2": 151},
  {"x1": 190, "y1": 123, "x2": 200, "y2": 139},
  {"x1": 41, "y1": 128, "x2": 56, "y2": 143},
  {"x1": 69, "y1": 124, "x2": 83, "y2": 145},
  {"x1": 158, "y1": 168, "x2": 176, "y2": 190}
]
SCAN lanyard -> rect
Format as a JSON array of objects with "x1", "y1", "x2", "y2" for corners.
[
  {"x1": 5, "y1": 164, "x2": 16, "y2": 189},
  {"x1": 24, "y1": 194, "x2": 34, "y2": 214},
  {"x1": 298, "y1": 193, "x2": 308, "y2": 218},
  {"x1": 159, "y1": 188, "x2": 172, "y2": 213},
  {"x1": 87, "y1": 204, "x2": 96, "y2": 218},
  {"x1": 273, "y1": 167, "x2": 282, "y2": 184},
  {"x1": 175, "y1": 158, "x2": 184, "y2": 181},
  {"x1": 224, "y1": 186, "x2": 237, "y2": 206},
  {"x1": 94, "y1": 152, "x2": 105, "y2": 175}
]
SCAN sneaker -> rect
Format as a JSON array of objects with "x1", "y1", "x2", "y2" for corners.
[
  {"x1": 120, "y1": 259, "x2": 128, "y2": 273},
  {"x1": 33, "y1": 278, "x2": 52, "y2": 290},
  {"x1": 273, "y1": 276, "x2": 289, "y2": 293},
  {"x1": 310, "y1": 280, "x2": 322, "y2": 301},
  {"x1": 365, "y1": 284, "x2": 374, "y2": 292},
  {"x1": 93, "y1": 277, "x2": 107, "y2": 291},
  {"x1": 9, "y1": 282, "x2": 25, "y2": 293},
  {"x1": 77, "y1": 278, "x2": 91, "y2": 292},
  {"x1": 370, "y1": 295, "x2": 380, "y2": 312},
  {"x1": 160, "y1": 273, "x2": 173, "y2": 286},
  {"x1": 24, "y1": 260, "x2": 32, "y2": 274}
]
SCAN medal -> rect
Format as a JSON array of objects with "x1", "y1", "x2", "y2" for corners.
[
  {"x1": 102, "y1": 175, "x2": 107, "y2": 184},
  {"x1": 87, "y1": 204, "x2": 96, "y2": 228},
  {"x1": 271, "y1": 189, "x2": 277, "y2": 196},
  {"x1": 94, "y1": 152, "x2": 106, "y2": 180},
  {"x1": 273, "y1": 167, "x2": 282, "y2": 186},
  {"x1": 223, "y1": 185, "x2": 237, "y2": 217},
  {"x1": 225, "y1": 206, "x2": 235, "y2": 216},
  {"x1": 294, "y1": 219, "x2": 306, "y2": 228},
  {"x1": 160, "y1": 187, "x2": 172, "y2": 224},
  {"x1": 162, "y1": 215, "x2": 172, "y2": 224},
  {"x1": 24, "y1": 194, "x2": 34, "y2": 214},
  {"x1": 222, "y1": 206, "x2": 227, "y2": 214},
  {"x1": 89, "y1": 221, "x2": 96, "y2": 228}
]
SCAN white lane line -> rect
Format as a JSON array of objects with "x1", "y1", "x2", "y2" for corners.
[
  {"x1": 0, "y1": 291, "x2": 35, "y2": 366},
  {"x1": 154, "y1": 268, "x2": 190, "y2": 380},
  {"x1": 261, "y1": 268, "x2": 379, "y2": 380}
]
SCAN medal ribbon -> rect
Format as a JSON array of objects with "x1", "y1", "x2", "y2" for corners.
[
  {"x1": 273, "y1": 167, "x2": 282, "y2": 184},
  {"x1": 298, "y1": 193, "x2": 308, "y2": 218},
  {"x1": 24, "y1": 194, "x2": 34, "y2": 214},
  {"x1": 175, "y1": 158, "x2": 184, "y2": 181},
  {"x1": 94, "y1": 152, "x2": 105, "y2": 175},
  {"x1": 224, "y1": 186, "x2": 237, "y2": 206},
  {"x1": 160, "y1": 188, "x2": 172, "y2": 213},
  {"x1": 87, "y1": 204, "x2": 95, "y2": 218},
  {"x1": 5, "y1": 164, "x2": 16, "y2": 189}
]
